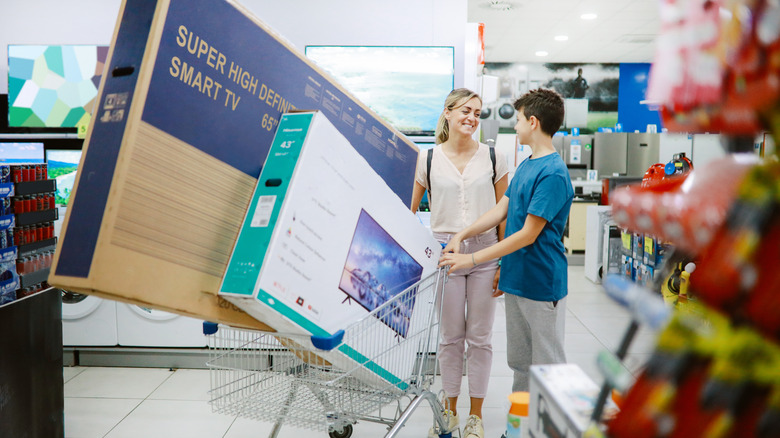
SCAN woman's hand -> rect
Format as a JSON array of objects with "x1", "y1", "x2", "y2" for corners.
[{"x1": 438, "y1": 252, "x2": 471, "y2": 272}]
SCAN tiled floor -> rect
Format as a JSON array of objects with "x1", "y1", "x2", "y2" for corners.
[{"x1": 63, "y1": 266, "x2": 659, "y2": 438}]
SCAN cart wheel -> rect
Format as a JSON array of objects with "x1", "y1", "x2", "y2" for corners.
[{"x1": 328, "y1": 424, "x2": 353, "y2": 438}]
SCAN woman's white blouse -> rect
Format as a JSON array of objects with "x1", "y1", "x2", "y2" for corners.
[{"x1": 415, "y1": 143, "x2": 509, "y2": 234}]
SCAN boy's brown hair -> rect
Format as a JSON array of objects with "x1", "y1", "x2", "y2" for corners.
[{"x1": 513, "y1": 88, "x2": 565, "y2": 137}]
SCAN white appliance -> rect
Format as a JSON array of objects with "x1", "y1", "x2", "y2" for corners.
[
  {"x1": 62, "y1": 291, "x2": 118, "y2": 346},
  {"x1": 116, "y1": 303, "x2": 207, "y2": 347},
  {"x1": 564, "y1": 98, "x2": 589, "y2": 128},
  {"x1": 584, "y1": 205, "x2": 614, "y2": 284},
  {"x1": 692, "y1": 133, "x2": 726, "y2": 169},
  {"x1": 658, "y1": 133, "x2": 693, "y2": 165}
]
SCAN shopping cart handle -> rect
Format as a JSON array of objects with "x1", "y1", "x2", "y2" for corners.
[
  {"x1": 310, "y1": 330, "x2": 344, "y2": 351},
  {"x1": 203, "y1": 321, "x2": 219, "y2": 335}
]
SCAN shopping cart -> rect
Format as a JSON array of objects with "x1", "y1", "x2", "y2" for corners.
[{"x1": 204, "y1": 267, "x2": 457, "y2": 438}]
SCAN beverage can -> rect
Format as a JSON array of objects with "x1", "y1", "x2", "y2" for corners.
[{"x1": 11, "y1": 165, "x2": 22, "y2": 183}]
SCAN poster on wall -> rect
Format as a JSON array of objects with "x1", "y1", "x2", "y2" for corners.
[
  {"x1": 305, "y1": 46, "x2": 455, "y2": 137},
  {"x1": 7, "y1": 45, "x2": 109, "y2": 128},
  {"x1": 482, "y1": 63, "x2": 619, "y2": 133}
]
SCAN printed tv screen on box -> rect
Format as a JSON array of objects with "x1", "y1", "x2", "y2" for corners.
[
  {"x1": 48, "y1": 0, "x2": 419, "y2": 331},
  {"x1": 338, "y1": 209, "x2": 423, "y2": 338},
  {"x1": 219, "y1": 112, "x2": 441, "y2": 387},
  {"x1": 7, "y1": 45, "x2": 109, "y2": 128}
]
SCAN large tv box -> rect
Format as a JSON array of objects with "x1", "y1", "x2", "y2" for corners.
[
  {"x1": 48, "y1": 0, "x2": 418, "y2": 329},
  {"x1": 219, "y1": 111, "x2": 441, "y2": 387}
]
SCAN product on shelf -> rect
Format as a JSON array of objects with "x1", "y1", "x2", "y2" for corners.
[
  {"x1": 648, "y1": 0, "x2": 780, "y2": 136},
  {"x1": 610, "y1": 154, "x2": 760, "y2": 255},
  {"x1": 689, "y1": 161, "x2": 780, "y2": 340},
  {"x1": 603, "y1": 1, "x2": 780, "y2": 436},
  {"x1": 0, "y1": 174, "x2": 58, "y2": 306}
]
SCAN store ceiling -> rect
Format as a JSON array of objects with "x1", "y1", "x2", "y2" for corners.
[{"x1": 468, "y1": 0, "x2": 661, "y2": 64}]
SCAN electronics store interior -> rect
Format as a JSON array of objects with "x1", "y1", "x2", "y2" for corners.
[{"x1": 1, "y1": 0, "x2": 778, "y2": 437}]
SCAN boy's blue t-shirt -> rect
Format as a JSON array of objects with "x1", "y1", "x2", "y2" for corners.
[{"x1": 499, "y1": 152, "x2": 574, "y2": 302}]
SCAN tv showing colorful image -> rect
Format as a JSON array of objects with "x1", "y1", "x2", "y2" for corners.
[
  {"x1": 0, "y1": 142, "x2": 45, "y2": 164},
  {"x1": 45, "y1": 149, "x2": 82, "y2": 206},
  {"x1": 8, "y1": 45, "x2": 109, "y2": 128},
  {"x1": 339, "y1": 209, "x2": 424, "y2": 337},
  {"x1": 305, "y1": 46, "x2": 454, "y2": 136}
]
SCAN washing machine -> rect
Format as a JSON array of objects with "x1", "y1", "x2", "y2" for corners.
[
  {"x1": 61, "y1": 291, "x2": 118, "y2": 346},
  {"x1": 116, "y1": 303, "x2": 207, "y2": 347},
  {"x1": 485, "y1": 98, "x2": 517, "y2": 130}
]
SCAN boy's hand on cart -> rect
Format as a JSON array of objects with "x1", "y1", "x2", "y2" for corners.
[
  {"x1": 438, "y1": 252, "x2": 470, "y2": 272},
  {"x1": 441, "y1": 236, "x2": 462, "y2": 255},
  {"x1": 492, "y1": 269, "x2": 504, "y2": 297}
]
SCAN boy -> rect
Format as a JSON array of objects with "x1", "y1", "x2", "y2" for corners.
[{"x1": 439, "y1": 88, "x2": 573, "y2": 392}]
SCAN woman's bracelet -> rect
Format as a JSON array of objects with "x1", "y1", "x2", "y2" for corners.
[{"x1": 471, "y1": 253, "x2": 476, "y2": 266}]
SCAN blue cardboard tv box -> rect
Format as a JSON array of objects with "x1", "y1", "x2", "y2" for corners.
[{"x1": 49, "y1": 0, "x2": 418, "y2": 330}]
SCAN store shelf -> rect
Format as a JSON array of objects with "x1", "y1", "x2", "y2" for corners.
[
  {"x1": 0, "y1": 287, "x2": 64, "y2": 437},
  {"x1": 14, "y1": 180, "x2": 57, "y2": 196},
  {"x1": 20, "y1": 267, "x2": 50, "y2": 289},
  {"x1": 18, "y1": 238, "x2": 57, "y2": 258},
  {"x1": 15, "y1": 208, "x2": 57, "y2": 226}
]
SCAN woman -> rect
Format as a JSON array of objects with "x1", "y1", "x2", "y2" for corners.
[{"x1": 410, "y1": 88, "x2": 508, "y2": 438}]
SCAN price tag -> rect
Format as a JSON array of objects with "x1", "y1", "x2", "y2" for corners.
[
  {"x1": 621, "y1": 232, "x2": 631, "y2": 250},
  {"x1": 76, "y1": 114, "x2": 91, "y2": 139},
  {"x1": 644, "y1": 236, "x2": 654, "y2": 255}
]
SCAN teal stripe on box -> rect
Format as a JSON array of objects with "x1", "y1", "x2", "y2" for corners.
[{"x1": 219, "y1": 113, "x2": 313, "y2": 296}]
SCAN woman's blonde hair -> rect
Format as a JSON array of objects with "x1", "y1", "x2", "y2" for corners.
[{"x1": 434, "y1": 88, "x2": 482, "y2": 144}]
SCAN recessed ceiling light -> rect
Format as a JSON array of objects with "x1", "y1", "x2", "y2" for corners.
[
  {"x1": 581, "y1": 13, "x2": 598, "y2": 20},
  {"x1": 554, "y1": 35, "x2": 569, "y2": 41},
  {"x1": 535, "y1": 51, "x2": 548, "y2": 57}
]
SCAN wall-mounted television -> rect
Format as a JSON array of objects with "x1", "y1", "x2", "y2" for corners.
[
  {"x1": 45, "y1": 149, "x2": 82, "y2": 206},
  {"x1": 7, "y1": 45, "x2": 108, "y2": 128},
  {"x1": 305, "y1": 46, "x2": 454, "y2": 137},
  {"x1": 338, "y1": 209, "x2": 423, "y2": 337},
  {"x1": 0, "y1": 142, "x2": 44, "y2": 163}
]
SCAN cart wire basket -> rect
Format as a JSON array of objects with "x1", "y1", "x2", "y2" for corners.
[{"x1": 205, "y1": 267, "x2": 457, "y2": 438}]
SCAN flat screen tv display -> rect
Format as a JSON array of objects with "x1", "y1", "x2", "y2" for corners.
[
  {"x1": 338, "y1": 209, "x2": 423, "y2": 337},
  {"x1": 0, "y1": 142, "x2": 45, "y2": 164},
  {"x1": 45, "y1": 149, "x2": 82, "y2": 206},
  {"x1": 305, "y1": 46, "x2": 454, "y2": 137},
  {"x1": 7, "y1": 45, "x2": 108, "y2": 128}
]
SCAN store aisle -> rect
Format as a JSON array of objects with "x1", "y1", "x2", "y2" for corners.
[{"x1": 63, "y1": 266, "x2": 658, "y2": 438}]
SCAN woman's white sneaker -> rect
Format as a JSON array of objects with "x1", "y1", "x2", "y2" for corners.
[{"x1": 463, "y1": 414, "x2": 484, "y2": 438}]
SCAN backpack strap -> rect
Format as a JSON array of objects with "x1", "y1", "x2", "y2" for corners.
[
  {"x1": 489, "y1": 146, "x2": 497, "y2": 182},
  {"x1": 426, "y1": 148, "x2": 434, "y2": 204}
]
